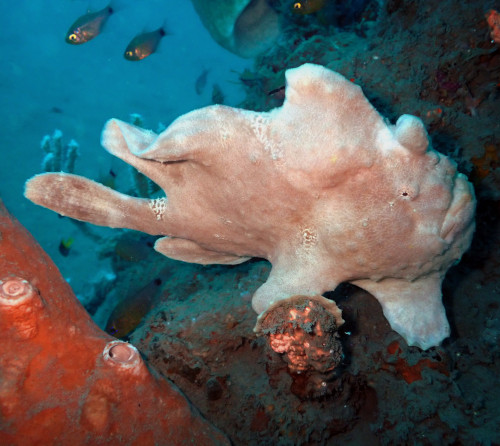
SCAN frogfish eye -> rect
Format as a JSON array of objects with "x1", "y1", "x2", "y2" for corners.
[{"x1": 293, "y1": 2, "x2": 303, "y2": 9}]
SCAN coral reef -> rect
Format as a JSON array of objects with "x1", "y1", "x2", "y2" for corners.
[
  {"x1": 25, "y1": 63, "x2": 475, "y2": 350},
  {"x1": 40, "y1": 129, "x2": 79, "y2": 173},
  {"x1": 189, "y1": 0, "x2": 280, "y2": 57},
  {"x1": 0, "y1": 199, "x2": 229, "y2": 445}
]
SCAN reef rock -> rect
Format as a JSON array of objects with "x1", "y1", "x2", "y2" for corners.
[
  {"x1": 25, "y1": 64, "x2": 476, "y2": 350},
  {"x1": 0, "y1": 200, "x2": 229, "y2": 445}
]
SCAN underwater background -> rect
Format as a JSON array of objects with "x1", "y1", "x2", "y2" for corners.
[
  {"x1": 1, "y1": 0, "x2": 500, "y2": 444},
  {"x1": 0, "y1": 0, "x2": 249, "y2": 293}
]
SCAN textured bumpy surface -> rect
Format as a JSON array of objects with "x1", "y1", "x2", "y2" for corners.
[
  {"x1": 255, "y1": 295, "x2": 344, "y2": 374},
  {"x1": 25, "y1": 63, "x2": 476, "y2": 350},
  {"x1": 0, "y1": 199, "x2": 229, "y2": 445}
]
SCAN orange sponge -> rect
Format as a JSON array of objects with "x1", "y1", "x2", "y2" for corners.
[{"x1": 0, "y1": 200, "x2": 228, "y2": 446}]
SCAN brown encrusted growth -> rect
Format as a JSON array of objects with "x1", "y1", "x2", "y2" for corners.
[{"x1": 255, "y1": 295, "x2": 344, "y2": 374}]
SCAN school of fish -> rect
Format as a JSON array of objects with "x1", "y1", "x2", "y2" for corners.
[{"x1": 65, "y1": 3, "x2": 168, "y2": 61}]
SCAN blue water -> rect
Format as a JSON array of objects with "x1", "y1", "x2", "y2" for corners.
[{"x1": 0, "y1": 0, "x2": 249, "y2": 286}]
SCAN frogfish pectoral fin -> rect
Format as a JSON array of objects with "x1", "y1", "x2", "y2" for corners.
[
  {"x1": 353, "y1": 274, "x2": 449, "y2": 350},
  {"x1": 24, "y1": 173, "x2": 162, "y2": 235},
  {"x1": 154, "y1": 236, "x2": 250, "y2": 265}
]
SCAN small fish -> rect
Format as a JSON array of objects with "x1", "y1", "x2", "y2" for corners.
[
  {"x1": 105, "y1": 278, "x2": 162, "y2": 339},
  {"x1": 65, "y1": 3, "x2": 114, "y2": 45},
  {"x1": 195, "y1": 68, "x2": 210, "y2": 95},
  {"x1": 267, "y1": 85, "x2": 285, "y2": 96},
  {"x1": 232, "y1": 69, "x2": 264, "y2": 88},
  {"x1": 58, "y1": 237, "x2": 74, "y2": 257},
  {"x1": 97, "y1": 169, "x2": 117, "y2": 190},
  {"x1": 124, "y1": 27, "x2": 168, "y2": 61},
  {"x1": 211, "y1": 84, "x2": 225, "y2": 105},
  {"x1": 291, "y1": 0, "x2": 327, "y2": 15},
  {"x1": 114, "y1": 233, "x2": 154, "y2": 262}
]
